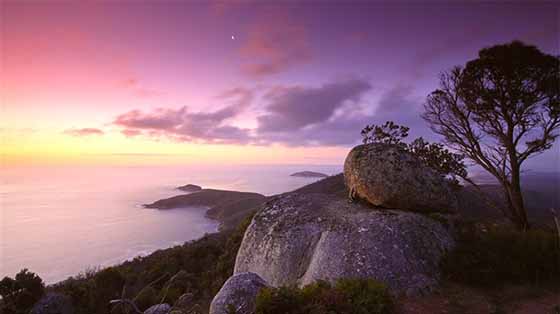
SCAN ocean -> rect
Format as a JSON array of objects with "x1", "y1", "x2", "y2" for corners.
[{"x1": 0, "y1": 164, "x2": 341, "y2": 284}]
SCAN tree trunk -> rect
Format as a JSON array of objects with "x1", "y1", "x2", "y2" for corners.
[{"x1": 505, "y1": 169, "x2": 530, "y2": 230}]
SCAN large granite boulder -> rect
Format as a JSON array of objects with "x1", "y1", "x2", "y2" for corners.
[
  {"x1": 209, "y1": 272, "x2": 268, "y2": 314},
  {"x1": 344, "y1": 143, "x2": 457, "y2": 213},
  {"x1": 30, "y1": 293, "x2": 73, "y2": 314},
  {"x1": 234, "y1": 193, "x2": 455, "y2": 296}
]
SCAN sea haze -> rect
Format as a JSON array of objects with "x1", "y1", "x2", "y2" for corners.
[{"x1": 0, "y1": 164, "x2": 340, "y2": 284}]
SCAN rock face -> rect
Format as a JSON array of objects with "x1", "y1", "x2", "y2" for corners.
[
  {"x1": 30, "y1": 293, "x2": 73, "y2": 314},
  {"x1": 344, "y1": 143, "x2": 457, "y2": 213},
  {"x1": 209, "y1": 272, "x2": 268, "y2": 314},
  {"x1": 145, "y1": 303, "x2": 171, "y2": 314},
  {"x1": 234, "y1": 193, "x2": 455, "y2": 296},
  {"x1": 290, "y1": 171, "x2": 328, "y2": 178},
  {"x1": 177, "y1": 184, "x2": 202, "y2": 192}
]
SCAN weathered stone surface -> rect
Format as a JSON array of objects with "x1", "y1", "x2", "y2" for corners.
[
  {"x1": 145, "y1": 303, "x2": 171, "y2": 314},
  {"x1": 30, "y1": 293, "x2": 73, "y2": 314},
  {"x1": 234, "y1": 193, "x2": 455, "y2": 296},
  {"x1": 344, "y1": 143, "x2": 457, "y2": 213},
  {"x1": 209, "y1": 272, "x2": 268, "y2": 314}
]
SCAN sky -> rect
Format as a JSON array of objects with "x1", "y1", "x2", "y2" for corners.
[{"x1": 1, "y1": 1, "x2": 559, "y2": 169}]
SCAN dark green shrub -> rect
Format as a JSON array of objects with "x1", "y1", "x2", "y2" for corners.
[
  {"x1": 134, "y1": 286, "x2": 159, "y2": 311},
  {"x1": 441, "y1": 226, "x2": 560, "y2": 287},
  {"x1": 255, "y1": 278, "x2": 393, "y2": 314},
  {"x1": 0, "y1": 269, "x2": 45, "y2": 314}
]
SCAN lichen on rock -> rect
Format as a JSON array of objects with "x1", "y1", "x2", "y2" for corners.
[
  {"x1": 344, "y1": 143, "x2": 458, "y2": 213},
  {"x1": 234, "y1": 192, "x2": 455, "y2": 296}
]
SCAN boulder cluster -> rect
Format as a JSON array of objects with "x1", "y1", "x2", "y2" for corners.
[{"x1": 209, "y1": 143, "x2": 459, "y2": 314}]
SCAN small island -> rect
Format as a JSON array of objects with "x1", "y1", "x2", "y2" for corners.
[
  {"x1": 290, "y1": 171, "x2": 328, "y2": 178},
  {"x1": 176, "y1": 184, "x2": 202, "y2": 192}
]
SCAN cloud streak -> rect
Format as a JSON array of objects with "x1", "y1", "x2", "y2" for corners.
[
  {"x1": 111, "y1": 80, "x2": 426, "y2": 147},
  {"x1": 63, "y1": 128, "x2": 104, "y2": 137},
  {"x1": 113, "y1": 88, "x2": 254, "y2": 144},
  {"x1": 257, "y1": 79, "x2": 372, "y2": 132}
]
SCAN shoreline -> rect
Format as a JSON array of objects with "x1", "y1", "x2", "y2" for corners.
[{"x1": 44, "y1": 187, "x2": 264, "y2": 286}]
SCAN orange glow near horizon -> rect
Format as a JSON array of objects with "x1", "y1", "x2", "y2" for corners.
[
  {"x1": 2, "y1": 2, "x2": 557, "y2": 168},
  {"x1": 1, "y1": 128, "x2": 348, "y2": 166}
]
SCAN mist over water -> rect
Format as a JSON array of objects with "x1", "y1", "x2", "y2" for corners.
[{"x1": 0, "y1": 164, "x2": 340, "y2": 284}]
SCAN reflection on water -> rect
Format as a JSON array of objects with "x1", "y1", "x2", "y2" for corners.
[{"x1": 0, "y1": 164, "x2": 340, "y2": 283}]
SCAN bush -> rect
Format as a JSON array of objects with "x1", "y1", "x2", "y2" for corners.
[
  {"x1": 255, "y1": 278, "x2": 393, "y2": 314},
  {"x1": 0, "y1": 269, "x2": 45, "y2": 314},
  {"x1": 441, "y1": 226, "x2": 560, "y2": 287},
  {"x1": 134, "y1": 286, "x2": 159, "y2": 311}
]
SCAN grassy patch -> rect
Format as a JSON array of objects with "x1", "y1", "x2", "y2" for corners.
[
  {"x1": 255, "y1": 278, "x2": 393, "y2": 314},
  {"x1": 441, "y1": 225, "x2": 560, "y2": 287}
]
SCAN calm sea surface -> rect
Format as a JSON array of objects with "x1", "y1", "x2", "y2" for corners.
[{"x1": 0, "y1": 164, "x2": 340, "y2": 284}]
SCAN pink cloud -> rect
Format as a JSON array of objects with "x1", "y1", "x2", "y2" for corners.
[
  {"x1": 63, "y1": 128, "x2": 104, "y2": 137},
  {"x1": 113, "y1": 87, "x2": 254, "y2": 144},
  {"x1": 118, "y1": 77, "x2": 164, "y2": 99},
  {"x1": 121, "y1": 129, "x2": 142, "y2": 137},
  {"x1": 240, "y1": 15, "x2": 312, "y2": 77}
]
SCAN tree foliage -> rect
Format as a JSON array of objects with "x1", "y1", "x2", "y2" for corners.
[
  {"x1": 422, "y1": 41, "x2": 560, "y2": 229},
  {"x1": 255, "y1": 278, "x2": 393, "y2": 314},
  {"x1": 361, "y1": 121, "x2": 409, "y2": 146},
  {"x1": 0, "y1": 269, "x2": 45, "y2": 314}
]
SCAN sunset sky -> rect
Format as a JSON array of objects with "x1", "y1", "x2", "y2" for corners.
[{"x1": 1, "y1": 1, "x2": 558, "y2": 167}]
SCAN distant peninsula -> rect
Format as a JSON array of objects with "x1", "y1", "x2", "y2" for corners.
[
  {"x1": 144, "y1": 189, "x2": 266, "y2": 231},
  {"x1": 176, "y1": 184, "x2": 202, "y2": 192},
  {"x1": 290, "y1": 171, "x2": 328, "y2": 178}
]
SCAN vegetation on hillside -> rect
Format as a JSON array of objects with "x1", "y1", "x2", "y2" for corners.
[
  {"x1": 0, "y1": 269, "x2": 45, "y2": 314},
  {"x1": 255, "y1": 278, "x2": 393, "y2": 314},
  {"x1": 441, "y1": 223, "x2": 560, "y2": 287}
]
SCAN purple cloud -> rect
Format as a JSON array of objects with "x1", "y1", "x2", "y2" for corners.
[
  {"x1": 111, "y1": 80, "x2": 428, "y2": 147},
  {"x1": 256, "y1": 84, "x2": 428, "y2": 146},
  {"x1": 113, "y1": 88, "x2": 254, "y2": 144},
  {"x1": 257, "y1": 79, "x2": 372, "y2": 132},
  {"x1": 63, "y1": 128, "x2": 104, "y2": 137}
]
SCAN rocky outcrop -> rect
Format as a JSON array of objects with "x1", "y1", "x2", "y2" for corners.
[
  {"x1": 290, "y1": 171, "x2": 328, "y2": 178},
  {"x1": 30, "y1": 293, "x2": 73, "y2": 314},
  {"x1": 177, "y1": 184, "x2": 202, "y2": 192},
  {"x1": 234, "y1": 193, "x2": 455, "y2": 296},
  {"x1": 145, "y1": 303, "x2": 171, "y2": 314},
  {"x1": 144, "y1": 189, "x2": 266, "y2": 230},
  {"x1": 344, "y1": 143, "x2": 457, "y2": 213},
  {"x1": 209, "y1": 272, "x2": 268, "y2": 314}
]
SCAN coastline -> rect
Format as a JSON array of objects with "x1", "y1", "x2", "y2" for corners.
[{"x1": 43, "y1": 188, "x2": 263, "y2": 286}]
